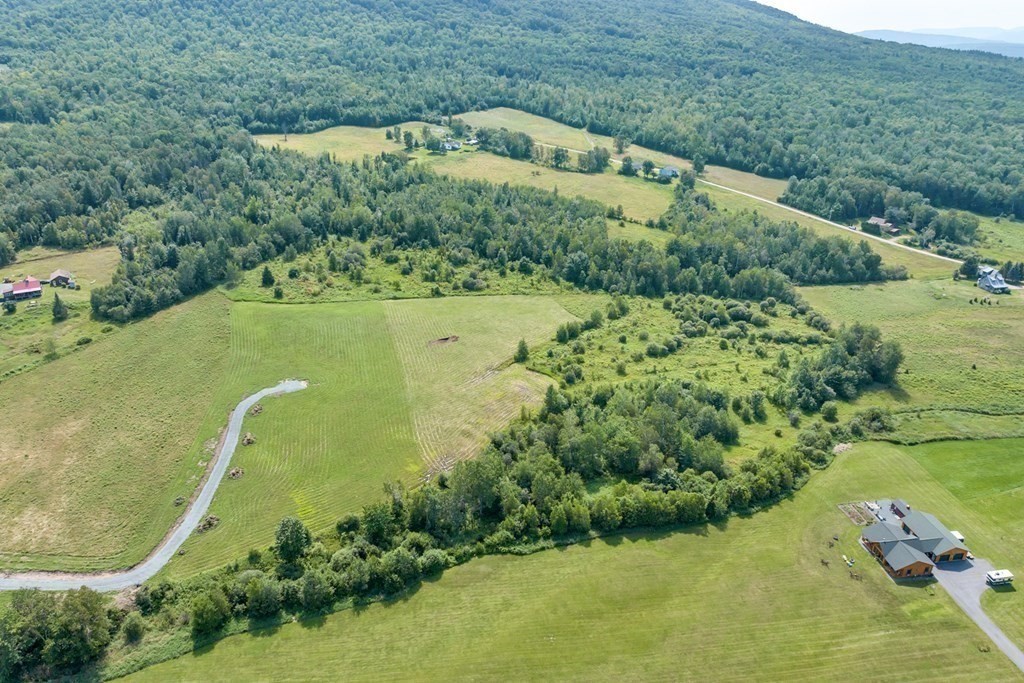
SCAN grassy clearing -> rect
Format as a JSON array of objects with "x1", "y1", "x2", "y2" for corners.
[
  {"x1": 162, "y1": 295, "x2": 574, "y2": 578},
  {"x1": 459, "y1": 108, "x2": 788, "y2": 201},
  {"x1": 605, "y1": 218, "x2": 674, "y2": 246},
  {"x1": 800, "y1": 279, "x2": 1024, "y2": 415},
  {"x1": 254, "y1": 121, "x2": 433, "y2": 163},
  {"x1": 428, "y1": 151, "x2": 672, "y2": 222},
  {"x1": 975, "y1": 213, "x2": 1024, "y2": 263},
  {"x1": 127, "y1": 440, "x2": 1024, "y2": 682},
  {"x1": 0, "y1": 294, "x2": 232, "y2": 572},
  {"x1": 0, "y1": 246, "x2": 121, "y2": 378}
]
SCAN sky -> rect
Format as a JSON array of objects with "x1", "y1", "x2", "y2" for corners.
[{"x1": 754, "y1": 1, "x2": 1024, "y2": 33}]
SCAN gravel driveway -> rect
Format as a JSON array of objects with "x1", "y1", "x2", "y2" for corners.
[
  {"x1": 934, "y1": 558, "x2": 1024, "y2": 673},
  {"x1": 0, "y1": 379, "x2": 307, "y2": 592}
]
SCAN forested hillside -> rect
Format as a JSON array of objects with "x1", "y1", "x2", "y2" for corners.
[{"x1": 2, "y1": 0, "x2": 1023, "y2": 256}]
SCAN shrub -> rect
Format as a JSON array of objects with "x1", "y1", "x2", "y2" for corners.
[
  {"x1": 821, "y1": 401, "x2": 839, "y2": 422},
  {"x1": 122, "y1": 611, "x2": 146, "y2": 644},
  {"x1": 191, "y1": 588, "x2": 230, "y2": 635},
  {"x1": 275, "y1": 517, "x2": 312, "y2": 562},
  {"x1": 273, "y1": 286, "x2": 283, "y2": 299},
  {"x1": 76, "y1": 336, "x2": 92, "y2": 345}
]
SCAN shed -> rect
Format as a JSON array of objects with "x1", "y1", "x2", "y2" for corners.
[
  {"x1": 49, "y1": 269, "x2": 72, "y2": 287},
  {"x1": 659, "y1": 165, "x2": 680, "y2": 178}
]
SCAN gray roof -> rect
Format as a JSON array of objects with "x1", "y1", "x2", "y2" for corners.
[
  {"x1": 862, "y1": 521, "x2": 913, "y2": 544},
  {"x1": 884, "y1": 542, "x2": 934, "y2": 571},
  {"x1": 979, "y1": 269, "x2": 1009, "y2": 291},
  {"x1": 901, "y1": 510, "x2": 966, "y2": 557}
]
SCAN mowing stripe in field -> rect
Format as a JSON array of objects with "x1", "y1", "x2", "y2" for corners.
[
  {"x1": 160, "y1": 301, "x2": 421, "y2": 579},
  {"x1": 382, "y1": 295, "x2": 577, "y2": 473}
]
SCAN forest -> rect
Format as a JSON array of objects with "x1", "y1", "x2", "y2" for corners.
[{"x1": 2, "y1": 0, "x2": 1024, "y2": 275}]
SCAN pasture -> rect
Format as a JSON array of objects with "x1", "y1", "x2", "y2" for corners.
[
  {"x1": 163, "y1": 295, "x2": 572, "y2": 578},
  {"x1": 975, "y1": 213, "x2": 1024, "y2": 264},
  {"x1": 126, "y1": 439, "x2": 1024, "y2": 682},
  {"x1": 0, "y1": 246, "x2": 121, "y2": 378},
  {"x1": 800, "y1": 279, "x2": 1024, "y2": 416}
]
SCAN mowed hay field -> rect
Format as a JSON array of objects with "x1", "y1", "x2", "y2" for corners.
[
  {"x1": 383, "y1": 296, "x2": 574, "y2": 471},
  {"x1": 0, "y1": 294, "x2": 232, "y2": 572},
  {"x1": 162, "y1": 295, "x2": 573, "y2": 578},
  {"x1": 800, "y1": 279, "x2": 1024, "y2": 414},
  {"x1": 128, "y1": 440, "x2": 1024, "y2": 682}
]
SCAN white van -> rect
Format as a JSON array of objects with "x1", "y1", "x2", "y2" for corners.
[{"x1": 986, "y1": 570, "x2": 1014, "y2": 586}]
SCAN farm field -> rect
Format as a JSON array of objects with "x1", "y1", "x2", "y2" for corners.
[
  {"x1": 162, "y1": 295, "x2": 573, "y2": 579},
  {"x1": 0, "y1": 294, "x2": 233, "y2": 572},
  {"x1": 458, "y1": 107, "x2": 790, "y2": 201},
  {"x1": 0, "y1": 246, "x2": 121, "y2": 378},
  {"x1": 800, "y1": 279, "x2": 1024, "y2": 416},
  {"x1": 127, "y1": 439, "x2": 1024, "y2": 682}
]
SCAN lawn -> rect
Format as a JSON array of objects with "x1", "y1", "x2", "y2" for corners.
[
  {"x1": 800, "y1": 279, "x2": 1024, "y2": 416},
  {"x1": 126, "y1": 440, "x2": 1024, "y2": 682},
  {"x1": 0, "y1": 293, "x2": 233, "y2": 572},
  {"x1": 0, "y1": 246, "x2": 121, "y2": 378},
  {"x1": 162, "y1": 295, "x2": 574, "y2": 578}
]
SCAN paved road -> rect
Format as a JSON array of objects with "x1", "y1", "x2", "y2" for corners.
[
  {"x1": 0, "y1": 379, "x2": 308, "y2": 592},
  {"x1": 531, "y1": 141, "x2": 963, "y2": 269},
  {"x1": 934, "y1": 559, "x2": 1024, "y2": 673}
]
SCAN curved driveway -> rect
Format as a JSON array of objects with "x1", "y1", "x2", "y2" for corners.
[{"x1": 0, "y1": 379, "x2": 308, "y2": 592}]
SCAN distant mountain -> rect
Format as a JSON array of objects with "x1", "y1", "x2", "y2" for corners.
[
  {"x1": 857, "y1": 29, "x2": 1024, "y2": 58},
  {"x1": 924, "y1": 27, "x2": 1024, "y2": 43}
]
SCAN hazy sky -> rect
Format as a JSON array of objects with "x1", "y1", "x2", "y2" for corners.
[{"x1": 754, "y1": 1, "x2": 1024, "y2": 33}]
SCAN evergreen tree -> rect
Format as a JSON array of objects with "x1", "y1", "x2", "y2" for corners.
[
  {"x1": 51, "y1": 293, "x2": 68, "y2": 321},
  {"x1": 514, "y1": 339, "x2": 529, "y2": 363},
  {"x1": 261, "y1": 266, "x2": 275, "y2": 287}
]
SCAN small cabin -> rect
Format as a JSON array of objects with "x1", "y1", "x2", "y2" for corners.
[{"x1": 48, "y1": 269, "x2": 72, "y2": 287}]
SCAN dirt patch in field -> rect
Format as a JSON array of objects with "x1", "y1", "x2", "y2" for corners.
[
  {"x1": 249, "y1": 403, "x2": 263, "y2": 416},
  {"x1": 838, "y1": 502, "x2": 876, "y2": 526},
  {"x1": 228, "y1": 467, "x2": 244, "y2": 479},
  {"x1": 241, "y1": 432, "x2": 256, "y2": 446},
  {"x1": 428, "y1": 335, "x2": 459, "y2": 346}
]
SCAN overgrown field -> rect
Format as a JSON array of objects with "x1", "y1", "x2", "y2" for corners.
[
  {"x1": 127, "y1": 439, "x2": 1024, "y2": 682},
  {"x1": 800, "y1": 279, "x2": 1024, "y2": 415},
  {"x1": 0, "y1": 246, "x2": 121, "y2": 378},
  {"x1": 0, "y1": 294, "x2": 232, "y2": 572}
]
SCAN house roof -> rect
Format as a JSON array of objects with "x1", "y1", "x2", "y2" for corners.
[
  {"x1": 49, "y1": 269, "x2": 71, "y2": 280},
  {"x1": 868, "y1": 216, "x2": 892, "y2": 227},
  {"x1": 0, "y1": 283, "x2": 12, "y2": 295},
  {"x1": 979, "y1": 269, "x2": 1008, "y2": 290},
  {"x1": 863, "y1": 521, "x2": 913, "y2": 544},
  {"x1": 901, "y1": 510, "x2": 967, "y2": 556},
  {"x1": 12, "y1": 277, "x2": 41, "y2": 294},
  {"x1": 877, "y1": 498, "x2": 911, "y2": 517},
  {"x1": 884, "y1": 542, "x2": 934, "y2": 571}
]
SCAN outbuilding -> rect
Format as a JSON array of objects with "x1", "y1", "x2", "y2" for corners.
[{"x1": 48, "y1": 269, "x2": 72, "y2": 287}]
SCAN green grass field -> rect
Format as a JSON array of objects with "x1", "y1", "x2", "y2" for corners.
[
  {"x1": 0, "y1": 246, "x2": 121, "y2": 378},
  {"x1": 800, "y1": 279, "x2": 1024, "y2": 415},
  {"x1": 975, "y1": 213, "x2": 1024, "y2": 264},
  {"x1": 127, "y1": 439, "x2": 1024, "y2": 682},
  {"x1": 254, "y1": 121, "x2": 434, "y2": 163},
  {"x1": 0, "y1": 294, "x2": 232, "y2": 572},
  {"x1": 160, "y1": 295, "x2": 574, "y2": 579}
]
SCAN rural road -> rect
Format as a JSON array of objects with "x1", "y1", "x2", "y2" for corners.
[
  {"x1": 0, "y1": 379, "x2": 308, "y2": 592},
  {"x1": 532, "y1": 141, "x2": 963, "y2": 268},
  {"x1": 934, "y1": 559, "x2": 1024, "y2": 673}
]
